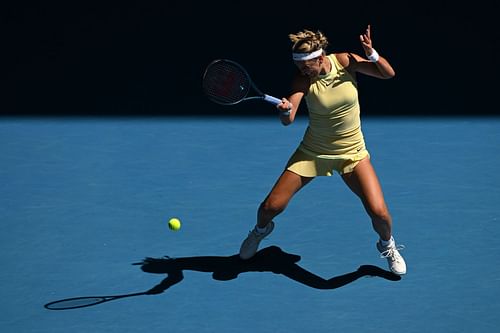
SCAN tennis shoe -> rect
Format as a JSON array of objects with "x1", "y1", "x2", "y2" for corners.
[
  {"x1": 239, "y1": 221, "x2": 275, "y2": 260},
  {"x1": 377, "y1": 240, "x2": 407, "y2": 275}
]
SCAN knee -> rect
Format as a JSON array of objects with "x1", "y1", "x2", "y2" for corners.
[
  {"x1": 259, "y1": 194, "x2": 287, "y2": 216},
  {"x1": 367, "y1": 203, "x2": 391, "y2": 223}
]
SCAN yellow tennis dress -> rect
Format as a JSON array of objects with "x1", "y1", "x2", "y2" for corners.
[{"x1": 286, "y1": 54, "x2": 370, "y2": 177}]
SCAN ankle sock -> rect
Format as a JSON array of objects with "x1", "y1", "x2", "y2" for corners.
[
  {"x1": 255, "y1": 225, "x2": 267, "y2": 234},
  {"x1": 380, "y1": 236, "x2": 395, "y2": 247}
]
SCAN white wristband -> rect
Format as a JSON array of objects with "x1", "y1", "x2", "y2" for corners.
[{"x1": 367, "y1": 49, "x2": 379, "y2": 62}]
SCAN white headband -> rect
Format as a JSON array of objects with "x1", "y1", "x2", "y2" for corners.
[{"x1": 292, "y1": 49, "x2": 323, "y2": 61}]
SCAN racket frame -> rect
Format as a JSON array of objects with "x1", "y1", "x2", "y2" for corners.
[{"x1": 202, "y1": 59, "x2": 282, "y2": 106}]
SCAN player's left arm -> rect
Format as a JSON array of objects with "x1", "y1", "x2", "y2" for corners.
[{"x1": 337, "y1": 25, "x2": 396, "y2": 79}]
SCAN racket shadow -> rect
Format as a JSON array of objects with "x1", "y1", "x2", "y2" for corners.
[
  {"x1": 136, "y1": 245, "x2": 401, "y2": 294},
  {"x1": 43, "y1": 292, "x2": 148, "y2": 310}
]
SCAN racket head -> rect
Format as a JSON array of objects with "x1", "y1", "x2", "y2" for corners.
[
  {"x1": 202, "y1": 59, "x2": 254, "y2": 105},
  {"x1": 44, "y1": 296, "x2": 109, "y2": 310}
]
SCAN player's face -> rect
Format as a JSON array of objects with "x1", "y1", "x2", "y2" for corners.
[{"x1": 294, "y1": 57, "x2": 321, "y2": 77}]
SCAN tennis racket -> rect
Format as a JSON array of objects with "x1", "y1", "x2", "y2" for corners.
[
  {"x1": 44, "y1": 292, "x2": 147, "y2": 310},
  {"x1": 202, "y1": 59, "x2": 282, "y2": 107}
]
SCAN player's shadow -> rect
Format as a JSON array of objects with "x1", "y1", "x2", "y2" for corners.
[{"x1": 134, "y1": 245, "x2": 400, "y2": 295}]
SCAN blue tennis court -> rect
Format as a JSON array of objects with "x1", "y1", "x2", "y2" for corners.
[{"x1": 1, "y1": 116, "x2": 499, "y2": 332}]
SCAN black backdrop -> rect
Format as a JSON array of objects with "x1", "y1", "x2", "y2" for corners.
[{"x1": 3, "y1": 1, "x2": 498, "y2": 117}]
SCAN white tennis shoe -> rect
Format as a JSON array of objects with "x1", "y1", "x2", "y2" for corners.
[
  {"x1": 377, "y1": 240, "x2": 407, "y2": 275},
  {"x1": 239, "y1": 221, "x2": 275, "y2": 260}
]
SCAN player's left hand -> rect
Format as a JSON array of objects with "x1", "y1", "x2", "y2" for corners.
[{"x1": 359, "y1": 25, "x2": 374, "y2": 57}]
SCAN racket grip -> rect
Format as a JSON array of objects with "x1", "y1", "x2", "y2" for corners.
[{"x1": 263, "y1": 95, "x2": 282, "y2": 106}]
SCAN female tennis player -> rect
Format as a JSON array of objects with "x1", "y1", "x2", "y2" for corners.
[{"x1": 239, "y1": 25, "x2": 406, "y2": 275}]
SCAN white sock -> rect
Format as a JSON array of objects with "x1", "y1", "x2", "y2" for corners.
[
  {"x1": 380, "y1": 236, "x2": 395, "y2": 247},
  {"x1": 255, "y1": 225, "x2": 267, "y2": 234}
]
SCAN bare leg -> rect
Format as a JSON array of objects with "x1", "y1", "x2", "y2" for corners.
[
  {"x1": 257, "y1": 170, "x2": 314, "y2": 228},
  {"x1": 341, "y1": 157, "x2": 392, "y2": 241}
]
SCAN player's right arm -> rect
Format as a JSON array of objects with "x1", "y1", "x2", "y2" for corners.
[{"x1": 278, "y1": 73, "x2": 309, "y2": 126}]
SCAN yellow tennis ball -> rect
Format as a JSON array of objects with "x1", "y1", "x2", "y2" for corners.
[{"x1": 168, "y1": 217, "x2": 181, "y2": 231}]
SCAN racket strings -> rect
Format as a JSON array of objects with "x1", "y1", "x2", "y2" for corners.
[{"x1": 203, "y1": 61, "x2": 251, "y2": 104}]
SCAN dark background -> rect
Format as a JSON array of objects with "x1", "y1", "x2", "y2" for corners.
[{"x1": 2, "y1": 1, "x2": 498, "y2": 117}]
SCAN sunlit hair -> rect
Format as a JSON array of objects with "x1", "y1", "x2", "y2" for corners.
[{"x1": 289, "y1": 29, "x2": 329, "y2": 53}]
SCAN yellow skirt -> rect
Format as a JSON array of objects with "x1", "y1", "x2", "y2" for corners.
[{"x1": 286, "y1": 146, "x2": 370, "y2": 177}]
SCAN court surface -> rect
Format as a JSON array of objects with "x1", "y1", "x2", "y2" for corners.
[{"x1": 1, "y1": 116, "x2": 499, "y2": 332}]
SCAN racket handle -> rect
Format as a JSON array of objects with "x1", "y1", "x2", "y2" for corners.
[{"x1": 263, "y1": 95, "x2": 282, "y2": 106}]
